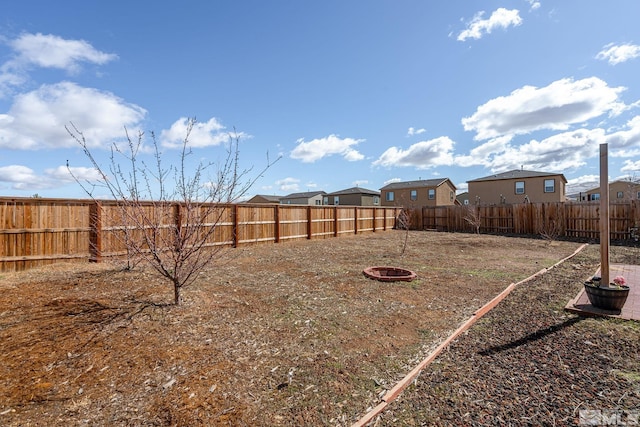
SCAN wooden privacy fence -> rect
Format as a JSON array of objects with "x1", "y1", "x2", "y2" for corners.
[
  {"x1": 412, "y1": 201, "x2": 640, "y2": 240},
  {"x1": 0, "y1": 197, "x2": 400, "y2": 272}
]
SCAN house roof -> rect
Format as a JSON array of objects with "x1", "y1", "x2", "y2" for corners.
[
  {"x1": 247, "y1": 194, "x2": 281, "y2": 202},
  {"x1": 327, "y1": 187, "x2": 380, "y2": 196},
  {"x1": 468, "y1": 169, "x2": 567, "y2": 183},
  {"x1": 280, "y1": 191, "x2": 327, "y2": 199},
  {"x1": 379, "y1": 178, "x2": 455, "y2": 191}
]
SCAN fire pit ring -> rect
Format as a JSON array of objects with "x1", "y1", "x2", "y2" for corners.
[{"x1": 363, "y1": 266, "x2": 417, "y2": 282}]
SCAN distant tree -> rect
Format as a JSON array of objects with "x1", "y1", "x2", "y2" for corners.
[{"x1": 67, "y1": 118, "x2": 279, "y2": 305}]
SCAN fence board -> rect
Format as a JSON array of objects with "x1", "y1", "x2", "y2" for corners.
[
  {"x1": 416, "y1": 201, "x2": 640, "y2": 241},
  {"x1": 0, "y1": 197, "x2": 399, "y2": 272}
]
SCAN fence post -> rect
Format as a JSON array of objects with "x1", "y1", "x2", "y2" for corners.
[
  {"x1": 274, "y1": 205, "x2": 280, "y2": 243},
  {"x1": 307, "y1": 206, "x2": 312, "y2": 239},
  {"x1": 382, "y1": 208, "x2": 387, "y2": 231},
  {"x1": 334, "y1": 206, "x2": 339, "y2": 237},
  {"x1": 354, "y1": 207, "x2": 358, "y2": 234},
  {"x1": 372, "y1": 207, "x2": 377, "y2": 232},
  {"x1": 89, "y1": 201, "x2": 102, "y2": 263}
]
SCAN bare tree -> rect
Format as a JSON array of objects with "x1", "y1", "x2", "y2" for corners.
[
  {"x1": 539, "y1": 217, "x2": 562, "y2": 243},
  {"x1": 463, "y1": 204, "x2": 482, "y2": 234},
  {"x1": 396, "y1": 208, "x2": 411, "y2": 255},
  {"x1": 67, "y1": 118, "x2": 279, "y2": 305}
]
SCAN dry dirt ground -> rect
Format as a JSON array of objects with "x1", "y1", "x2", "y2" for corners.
[{"x1": 0, "y1": 231, "x2": 638, "y2": 426}]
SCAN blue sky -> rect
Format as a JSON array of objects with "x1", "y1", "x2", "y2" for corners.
[{"x1": 1, "y1": 0, "x2": 640, "y2": 199}]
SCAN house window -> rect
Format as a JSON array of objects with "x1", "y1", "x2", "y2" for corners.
[
  {"x1": 617, "y1": 191, "x2": 624, "y2": 199},
  {"x1": 637, "y1": 191, "x2": 640, "y2": 200},
  {"x1": 315, "y1": 199, "x2": 321, "y2": 205},
  {"x1": 386, "y1": 191, "x2": 394, "y2": 202},
  {"x1": 463, "y1": 199, "x2": 469, "y2": 205},
  {"x1": 334, "y1": 196, "x2": 340, "y2": 205},
  {"x1": 544, "y1": 179, "x2": 555, "y2": 193},
  {"x1": 323, "y1": 196, "x2": 329, "y2": 205},
  {"x1": 591, "y1": 193, "x2": 600, "y2": 201},
  {"x1": 428, "y1": 189, "x2": 435, "y2": 200},
  {"x1": 450, "y1": 191, "x2": 454, "y2": 202},
  {"x1": 373, "y1": 196, "x2": 380, "y2": 205},
  {"x1": 515, "y1": 181, "x2": 525, "y2": 194},
  {"x1": 410, "y1": 190, "x2": 417, "y2": 201}
]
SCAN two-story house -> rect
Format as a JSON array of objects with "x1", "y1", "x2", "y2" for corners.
[
  {"x1": 380, "y1": 178, "x2": 457, "y2": 207},
  {"x1": 279, "y1": 191, "x2": 327, "y2": 205},
  {"x1": 324, "y1": 187, "x2": 380, "y2": 206},
  {"x1": 579, "y1": 180, "x2": 640, "y2": 201},
  {"x1": 467, "y1": 169, "x2": 566, "y2": 205}
]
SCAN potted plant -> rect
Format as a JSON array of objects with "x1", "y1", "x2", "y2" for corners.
[{"x1": 584, "y1": 275, "x2": 630, "y2": 311}]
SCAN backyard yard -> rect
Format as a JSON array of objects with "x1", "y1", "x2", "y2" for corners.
[{"x1": 1, "y1": 231, "x2": 639, "y2": 426}]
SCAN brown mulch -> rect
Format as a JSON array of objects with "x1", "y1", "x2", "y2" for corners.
[
  {"x1": 376, "y1": 243, "x2": 640, "y2": 427},
  {"x1": 0, "y1": 231, "x2": 638, "y2": 426}
]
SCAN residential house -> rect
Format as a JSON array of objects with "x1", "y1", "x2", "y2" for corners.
[
  {"x1": 456, "y1": 191, "x2": 470, "y2": 206},
  {"x1": 467, "y1": 169, "x2": 567, "y2": 205},
  {"x1": 246, "y1": 194, "x2": 281, "y2": 204},
  {"x1": 324, "y1": 187, "x2": 380, "y2": 206},
  {"x1": 380, "y1": 178, "x2": 457, "y2": 207},
  {"x1": 279, "y1": 191, "x2": 327, "y2": 205},
  {"x1": 579, "y1": 180, "x2": 640, "y2": 202}
]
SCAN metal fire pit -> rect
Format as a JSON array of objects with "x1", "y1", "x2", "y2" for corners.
[{"x1": 363, "y1": 266, "x2": 417, "y2": 282}]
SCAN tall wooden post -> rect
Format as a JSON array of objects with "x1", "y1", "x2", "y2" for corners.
[{"x1": 600, "y1": 143, "x2": 610, "y2": 284}]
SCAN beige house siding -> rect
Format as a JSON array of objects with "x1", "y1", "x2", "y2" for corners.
[
  {"x1": 280, "y1": 192, "x2": 326, "y2": 205},
  {"x1": 326, "y1": 194, "x2": 380, "y2": 206},
  {"x1": 325, "y1": 187, "x2": 381, "y2": 206},
  {"x1": 581, "y1": 180, "x2": 640, "y2": 201},
  {"x1": 380, "y1": 179, "x2": 456, "y2": 207},
  {"x1": 468, "y1": 171, "x2": 566, "y2": 205}
]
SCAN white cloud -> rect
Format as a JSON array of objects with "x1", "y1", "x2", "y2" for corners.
[
  {"x1": 46, "y1": 165, "x2": 102, "y2": 182},
  {"x1": 383, "y1": 178, "x2": 402, "y2": 186},
  {"x1": 566, "y1": 175, "x2": 600, "y2": 194},
  {"x1": 485, "y1": 128, "x2": 604, "y2": 172},
  {"x1": 606, "y1": 116, "x2": 640, "y2": 152},
  {"x1": 457, "y1": 8, "x2": 523, "y2": 42},
  {"x1": 455, "y1": 136, "x2": 512, "y2": 167},
  {"x1": 0, "y1": 165, "x2": 52, "y2": 190},
  {"x1": 276, "y1": 177, "x2": 300, "y2": 192},
  {"x1": 0, "y1": 163, "x2": 104, "y2": 191},
  {"x1": 462, "y1": 77, "x2": 626, "y2": 141},
  {"x1": 456, "y1": 182, "x2": 469, "y2": 192},
  {"x1": 8, "y1": 33, "x2": 117, "y2": 71},
  {"x1": 621, "y1": 159, "x2": 640, "y2": 172},
  {"x1": 159, "y1": 117, "x2": 240, "y2": 149},
  {"x1": 457, "y1": 115, "x2": 640, "y2": 174},
  {"x1": 0, "y1": 81, "x2": 146, "y2": 149},
  {"x1": 526, "y1": 0, "x2": 541, "y2": 11},
  {"x1": 407, "y1": 127, "x2": 426, "y2": 136},
  {"x1": 1, "y1": 33, "x2": 117, "y2": 96},
  {"x1": 290, "y1": 134, "x2": 364, "y2": 163},
  {"x1": 596, "y1": 43, "x2": 640, "y2": 65},
  {"x1": 373, "y1": 136, "x2": 455, "y2": 169}
]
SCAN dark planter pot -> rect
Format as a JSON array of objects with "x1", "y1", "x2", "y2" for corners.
[{"x1": 584, "y1": 282, "x2": 630, "y2": 311}]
